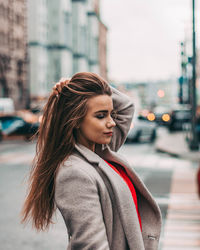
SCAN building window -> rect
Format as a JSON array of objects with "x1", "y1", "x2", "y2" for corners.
[
  {"x1": 63, "y1": 11, "x2": 72, "y2": 48},
  {"x1": 0, "y1": 78, "x2": 9, "y2": 97},
  {"x1": 17, "y1": 60, "x2": 23, "y2": 76},
  {"x1": 79, "y1": 26, "x2": 87, "y2": 55},
  {"x1": 1, "y1": 5, "x2": 5, "y2": 19},
  {"x1": 16, "y1": 39, "x2": 21, "y2": 49},
  {"x1": 0, "y1": 5, "x2": 2, "y2": 18},
  {"x1": 17, "y1": 81, "x2": 23, "y2": 102},
  {"x1": 16, "y1": 14, "x2": 20, "y2": 24},
  {"x1": 0, "y1": 32, "x2": 3, "y2": 45},
  {"x1": 54, "y1": 59, "x2": 60, "y2": 82}
]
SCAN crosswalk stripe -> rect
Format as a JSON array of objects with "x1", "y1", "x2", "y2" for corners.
[{"x1": 162, "y1": 167, "x2": 200, "y2": 249}]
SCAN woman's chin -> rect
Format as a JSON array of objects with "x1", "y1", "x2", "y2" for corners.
[{"x1": 98, "y1": 138, "x2": 112, "y2": 145}]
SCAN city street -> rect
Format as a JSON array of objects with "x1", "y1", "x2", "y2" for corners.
[
  {"x1": 0, "y1": 127, "x2": 199, "y2": 250},
  {"x1": 1, "y1": 0, "x2": 200, "y2": 249}
]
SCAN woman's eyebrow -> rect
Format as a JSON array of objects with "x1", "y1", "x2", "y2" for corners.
[{"x1": 94, "y1": 109, "x2": 114, "y2": 113}]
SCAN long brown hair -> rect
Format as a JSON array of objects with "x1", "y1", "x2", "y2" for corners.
[{"x1": 21, "y1": 72, "x2": 112, "y2": 230}]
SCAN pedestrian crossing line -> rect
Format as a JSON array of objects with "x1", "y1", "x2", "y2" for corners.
[
  {"x1": 124, "y1": 155, "x2": 193, "y2": 171},
  {"x1": 169, "y1": 193, "x2": 199, "y2": 199},
  {"x1": 168, "y1": 207, "x2": 200, "y2": 213},
  {"x1": 165, "y1": 223, "x2": 200, "y2": 231},
  {"x1": 162, "y1": 248, "x2": 200, "y2": 250},
  {"x1": 162, "y1": 239, "x2": 200, "y2": 247},
  {"x1": 163, "y1": 231, "x2": 200, "y2": 238},
  {"x1": 168, "y1": 204, "x2": 200, "y2": 210},
  {"x1": 168, "y1": 195, "x2": 200, "y2": 204},
  {"x1": 162, "y1": 168, "x2": 200, "y2": 249},
  {"x1": 167, "y1": 207, "x2": 200, "y2": 216},
  {"x1": 0, "y1": 152, "x2": 34, "y2": 164},
  {"x1": 167, "y1": 213, "x2": 200, "y2": 220}
]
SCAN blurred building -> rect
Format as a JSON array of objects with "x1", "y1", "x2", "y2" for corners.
[
  {"x1": 91, "y1": 0, "x2": 108, "y2": 80},
  {"x1": 47, "y1": 0, "x2": 73, "y2": 89},
  {"x1": 153, "y1": 79, "x2": 179, "y2": 107},
  {"x1": 99, "y1": 20, "x2": 108, "y2": 81},
  {"x1": 120, "y1": 78, "x2": 178, "y2": 110},
  {"x1": 72, "y1": 0, "x2": 89, "y2": 73},
  {"x1": 0, "y1": 0, "x2": 28, "y2": 109},
  {"x1": 27, "y1": 0, "x2": 49, "y2": 99},
  {"x1": 28, "y1": 0, "x2": 107, "y2": 105},
  {"x1": 87, "y1": 0, "x2": 99, "y2": 73},
  {"x1": 196, "y1": 49, "x2": 200, "y2": 105}
]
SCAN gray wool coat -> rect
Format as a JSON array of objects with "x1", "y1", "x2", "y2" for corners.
[{"x1": 55, "y1": 87, "x2": 162, "y2": 250}]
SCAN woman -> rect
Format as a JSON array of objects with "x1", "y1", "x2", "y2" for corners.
[{"x1": 22, "y1": 72, "x2": 162, "y2": 250}]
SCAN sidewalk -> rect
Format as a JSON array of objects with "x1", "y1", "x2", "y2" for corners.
[
  {"x1": 155, "y1": 131, "x2": 200, "y2": 162},
  {"x1": 156, "y1": 131, "x2": 200, "y2": 250}
]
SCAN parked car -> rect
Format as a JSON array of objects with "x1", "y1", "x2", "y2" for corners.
[
  {"x1": 153, "y1": 106, "x2": 171, "y2": 126},
  {"x1": 0, "y1": 115, "x2": 39, "y2": 140},
  {"x1": 138, "y1": 106, "x2": 171, "y2": 126},
  {"x1": 0, "y1": 121, "x2": 2, "y2": 141},
  {"x1": 168, "y1": 106, "x2": 191, "y2": 131},
  {"x1": 126, "y1": 116, "x2": 157, "y2": 143},
  {"x1": 0, "y1": 98, "x2": 15, "y2": 114}
]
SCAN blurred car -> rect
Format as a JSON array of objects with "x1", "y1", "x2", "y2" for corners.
[
  {"x1": 126, "y1": 116, "x2": 157, "y2": 143},
  {"x1": 168, "y1": 106, "x2": 191, "y2": 131},
  {"x1": 152, "y1": 106, "x2": 171, "y2": 126},
  {"x1": 0, "y1": 115, "x2": 39, "y2": 140},
  {"x1": 0, "y1": 121, "x2": 2, "y2": 141},
  {"x1": 0, "y1": 97, "x2": 15, "y2": 114},
  {"x1": 138, "y1": 107, "x2": 171, "y2": 126}
]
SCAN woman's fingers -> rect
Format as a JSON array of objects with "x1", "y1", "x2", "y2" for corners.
[{"x1": 52, "y1": 78, "x2": 70, "y2": 95}]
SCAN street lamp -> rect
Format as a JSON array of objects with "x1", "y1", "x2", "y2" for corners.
[{"x1": 189, "y1": 0, "x2": 199, "y2": 150}]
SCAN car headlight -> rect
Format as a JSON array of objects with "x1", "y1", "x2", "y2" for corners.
[
  {"x1": 162, "y1": 113, "x2": 170, "y2": 122},
  {"x1": 147, "y1": 113, "x2": 155, "y2": 121}
]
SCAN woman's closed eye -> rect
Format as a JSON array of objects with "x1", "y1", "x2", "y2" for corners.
[
  {"x1": 96, "y1": 113, "x2": 106, "y2": 119},
  {"x1": 95, "y1": 111, "x2": 117, "y2": 120}
]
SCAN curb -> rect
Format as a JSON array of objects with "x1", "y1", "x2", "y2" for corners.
[
  {"x1": 155, "y1": 145, "x2": 200, "y2": 162},
  {"x1": 155, "y1": 147, "x2": 180, "y2": 158}
]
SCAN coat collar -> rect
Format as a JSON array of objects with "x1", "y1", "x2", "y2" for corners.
[
  {"x1": 75, "y1": 143, "x2": 144, "y2": 249},
  {"x1": 74, "y1": 143, "x2": 162, "y2": 249},
  {"x1": 74, "y1": 143, "x2": 101, "y2": 164},
  {"x1": 74, "y1": 143, "x2": 160, "y2": 215}
]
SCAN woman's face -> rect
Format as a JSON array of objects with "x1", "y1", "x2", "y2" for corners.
[{"x1": 76, "y1": 94, "x2": 116, "y2": 151}]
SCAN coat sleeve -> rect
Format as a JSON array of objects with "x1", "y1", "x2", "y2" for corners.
[
  {"x1": 109, "y1": 87, "x2": 134, "y2": 152},
  {"x1": 55, "y1": 164, "x2": 110, "y2": 250}
]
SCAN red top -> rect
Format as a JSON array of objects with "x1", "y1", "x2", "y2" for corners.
[{"x1": 104, "y1": 160, "x2": 142, "y2": 231}]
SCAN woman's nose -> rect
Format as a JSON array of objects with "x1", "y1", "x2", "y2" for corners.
[{"x1": 107, "y1": 117, "x2": 116, "y2": 128}]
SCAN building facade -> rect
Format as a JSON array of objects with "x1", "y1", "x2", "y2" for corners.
[
  {"x1": 120, "y1": 79, "x2": 178, "y2": 110},
  {"x1": 72, "y1": 0, "x2": 89, "y2": 73},
  {"x1": 28, "y1": 0, "x2": 107, "y2": 104},
  {"x1": 99, "y1": 20, "x2": 108, "y2": 81},
  {"x1": 27, "y1": 0, "x2": 48, "y2": 99},
  {"x1": 87, "y1": 0, "x2": 99, "y2": 74},
  {"x1": 0, "y1": 0, "x2": 28, "y2": 109},
  {"x1": 196, "y1": 49, "x2": 200, "y2": 105},
  {"x1": 47, "y1": 0, "x2": 73, "y2": 87}
]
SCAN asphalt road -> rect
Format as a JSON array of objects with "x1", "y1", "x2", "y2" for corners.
[{"x1": 0, "y1": 138, "x2": 190, "y2": 250}]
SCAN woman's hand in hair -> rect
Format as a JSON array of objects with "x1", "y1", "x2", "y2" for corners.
[{"x1": 52, "y1": 78, "x2": 70, "y2": 96}]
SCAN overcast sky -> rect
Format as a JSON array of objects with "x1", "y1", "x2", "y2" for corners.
[{"x1": 100, "y1": 0, "x2": 200, "y2": 82}]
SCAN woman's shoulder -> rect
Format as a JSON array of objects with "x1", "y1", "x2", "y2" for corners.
[{"x1": 56, "y1": 153, "x2": 99, "y2": 185}]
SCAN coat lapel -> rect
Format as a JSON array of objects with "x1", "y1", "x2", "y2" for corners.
[
  {"x1": 99, "y1": 146, "x2": 161, "y2": 215},
  {"x1": 75, "y1": 144, "x2": 144, "y2": 249},
  {"x1": 74, "y1": 143, "x2": 161, "y2": 249},
  {"x1": 98, "y1": 159, "x2": 145, "y2": 249},
  {"x1": 96, "y1": 145, "x2": 162, "y2": 238}
]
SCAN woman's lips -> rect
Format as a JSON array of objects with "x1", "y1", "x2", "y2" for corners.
[{"x1": 104, "y1": 132, "x2": 113, "y2": 136}]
